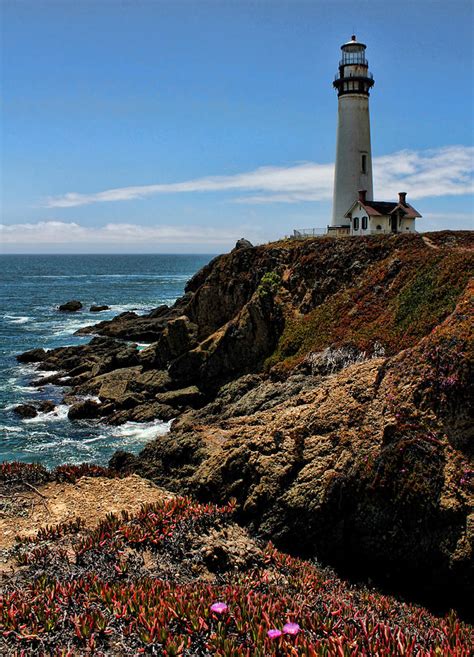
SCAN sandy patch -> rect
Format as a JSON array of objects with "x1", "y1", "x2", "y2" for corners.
[{"x1": 0, "y1": 474, "x2": 172, "y2": 550}]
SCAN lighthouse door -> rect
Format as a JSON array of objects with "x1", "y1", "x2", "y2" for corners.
[{"x1": 390, "y1": 214, "x2": 398, "y2": 233}]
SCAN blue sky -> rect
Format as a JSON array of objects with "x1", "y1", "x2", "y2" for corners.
[{"x1": 1, "y1": 0, "x2": 473, "y2": 253}]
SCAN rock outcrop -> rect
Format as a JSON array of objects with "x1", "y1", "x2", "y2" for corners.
[
  {"x1": 17, "y1": 231, "x2": 474, "y2": 615},
  {"x1": 58, "y1": 300, "x2": 82, "y2": 312},
  {"x1": 112, "y1": 282, "x2": 474, "y2": 615},
  {"x1": 234, "y1": 237, "x2": 254, "y2": 249}
]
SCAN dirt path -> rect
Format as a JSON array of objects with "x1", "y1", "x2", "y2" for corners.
[
  {"x1": 422, "y1": 234, "x2": 473, "y2": 253},
  {"x1": 422, "y1": 235, "x2": 439, "y2": 250},
  {"x1": 0, "y1": 474, "x2": 172, "y2": 550}
]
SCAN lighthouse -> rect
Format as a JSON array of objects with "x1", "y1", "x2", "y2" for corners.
[{"x1": 331, "y1": 35, "x2": 375, "y2": 227}]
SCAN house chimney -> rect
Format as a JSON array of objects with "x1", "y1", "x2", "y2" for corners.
[
  {"x1": 398, "y1": 192, "x2": 407, "y2": 206},
  {"x1": 358, "y1": 189, "x2": 367, "y2": 203}
]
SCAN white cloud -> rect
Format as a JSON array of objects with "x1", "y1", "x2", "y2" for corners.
[
  {"x1": 0, "y1": 221, "x2": 265, "y2": 245},
  {"x1": 44, "y1": 145, "x2": 473, "y2": 208}
]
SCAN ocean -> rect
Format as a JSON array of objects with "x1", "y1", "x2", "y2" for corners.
[{"x1": 0, "y1": 254, "x2": 214, "y2": 468}]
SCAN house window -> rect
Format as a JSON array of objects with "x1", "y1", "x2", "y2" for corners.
[
  {"x1": 376, "y1": 225, "x2": 382, "y2": 230},
  {"x1": 353, "y1": 217, "x2": 360, "y2": 231},
  {"x1": 361, "y1": 154, "x2": 367, "y2": 174},
  {"x1": 362, "y1": 216, "x2": 368, "y2": 230}
]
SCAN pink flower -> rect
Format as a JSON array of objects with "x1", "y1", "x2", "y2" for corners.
[
  {"x1": 210, "y1": 602, "x2": 228, "y2": 614},
  {"x1": 283, "y1": 622, "x2": 300, "y2": 635},
  {"x1": 267, "y1": 629, "x2": 282, "y2": 639}
]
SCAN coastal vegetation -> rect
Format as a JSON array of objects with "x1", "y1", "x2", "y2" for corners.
[{"x1": 1, "y1": 463, "x2": 472, "y2": 656}]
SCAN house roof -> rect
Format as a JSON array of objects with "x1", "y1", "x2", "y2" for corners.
[{"x1": 344, "y1": 199, "x2": 422, "y2": 219}]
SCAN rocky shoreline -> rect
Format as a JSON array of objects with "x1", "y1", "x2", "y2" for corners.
[{"x1": 15, "y1": 231, "x2": 474, "y2": 618}]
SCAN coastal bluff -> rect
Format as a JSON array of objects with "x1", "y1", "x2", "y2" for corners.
[{"x1": 18, "y1": 230, "x2": 474, "y2": 615}]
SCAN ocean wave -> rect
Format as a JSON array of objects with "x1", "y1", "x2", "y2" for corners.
[
  {"x1": 49, "y1": 320, "x2": 97, "y2": 337},
  {"x1": 14, "y1": 386, "x2": 38, "y2": 394},
  {"x1": 109, "y1": 304, "x2": 154, "y2": 313},
  {"x1": 3, "y1": 315, "x2": 30, "y2": 324},
  {"x1": 0, "y1": 424, "x2": 24, "y2": 434},
  {"x1": 1, "y1": 377, "x2": 38, "y2": 394},
  {"x1": 15, "y1": 364, "x2": 39, "y2": 376},
  {"x1": 22, "y1": 437, "x2": 95, "y2": 452},
  {"x1": 3, "y1": 403, "x2": 19, "y2": 411},
  {"x1": 23, "y1": 404, "x2": 70, "y2": 424},
  {"x1": 112, "y1": 418, "x2": 173, "y2": 441},
  {"x1": 81, "y1": 435, "x2": 105, "y2": 444},
  {"x1": 36, "y1": 369, "x2": 60, "y2": 378},
  {"x1": 15, "y1": 364, "x2": 60, "y2": 382}
]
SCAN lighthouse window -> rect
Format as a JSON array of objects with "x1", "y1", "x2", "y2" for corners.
[
  {"x1": 353, "y1": 217, "x2": 360, "y2": 230},
  {"x1": 362, "y1": 216, "x2": 368, "y2": 230},
  {"x1": 361, "y1": 154, "x2": 367, "y2": 174}
]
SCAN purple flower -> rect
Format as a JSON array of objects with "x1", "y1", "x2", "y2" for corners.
[
  {"x1": 283, "y1": 622, "x2": 300, "y2": 635},
  {"x1": 210, "y1": 602, "x2": 228, "y2": 614},
  {"x1": 267, "y1": 629, "x2": 282, "y2": 639}
]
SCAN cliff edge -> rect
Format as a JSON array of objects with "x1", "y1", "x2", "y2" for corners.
[{"x1": 19, "y1": 231, "x2": 474, "y2": 615}]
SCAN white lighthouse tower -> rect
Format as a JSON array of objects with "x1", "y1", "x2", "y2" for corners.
[{"x1": 331, "y1": 35, "x2": 375, "y2": 227}]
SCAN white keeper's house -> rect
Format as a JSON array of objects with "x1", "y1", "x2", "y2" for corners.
[
  {"x1": 345, "y1": 190, "x2": 421, "y2": 236},
  {"x1": 329, "y1": 35, "x2": 422, "y2": 236}
]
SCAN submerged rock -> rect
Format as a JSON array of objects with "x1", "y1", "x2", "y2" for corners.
[
  {"x1": 13, "y1": 400, "x2": 56, "y2": 418},
  {"x1": 90, "y1": 305, "x2": 110, "y2": 312}
]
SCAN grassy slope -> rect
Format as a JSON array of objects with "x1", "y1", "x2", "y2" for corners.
[{"x1": 267, "y1": 233, "x2": 473, "y2": 372}]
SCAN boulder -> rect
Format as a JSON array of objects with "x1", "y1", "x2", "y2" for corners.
[
  {"x1": 13, "y1": 404, "x2": 37, "y2": 419},
  {"x1": 194, "y1": 524, "x2": 262, "y2": 573},
  {"x1": 75, "y1": 311, "x2": 170, "y2": 342},
  {"x1": 68, "y1": 399, "x2": 103, "y2": 420},
  {"x1": 137, "y1": 343, "x2": 159, "y2": 368},
  {"x1": 147, "y1": 305, "x2": 169, "y2": 319},
  {"x1": 155, "y1": 386, "x2": 204, "y2": 409},
  {"x1": 107, "y1": 402, "x2": 175, "y2": 425},
  {"x1": 99, "y1": 379, "x2": 129, "y2": 403},
  {"x1": 234, "y1": 238, "x2": 254, "y2": 250},
  {"x1": 109, "y1": 449, "x2": 140, "y2": 472},
  {"x1": 58, "y1": 300, "x2": 83, "y2": 312},
  {"x1": 78, "y1": 366, "x2": 142, "y2": 399},
  {"x1": 129, "y1": 369, "x2": 172, "y2": 394},
  {"x1": 37, "y1": 400, "x2": 56, "y2": 414},
  {"x1": 115, "y1": 394, "x2": 145, "y2": 409},
  {"x1": 90, "y1": 305, "x2": 110, "y2": 312},
  {"x1": 16, "y1": 348, "x2": 48, "y2": 363},
  {"x1": 113, "y1": 346, "x2": 139, "y2": 368},
  {"x1": 138, "y1": 316, "x2": 198, "y2": 368}
]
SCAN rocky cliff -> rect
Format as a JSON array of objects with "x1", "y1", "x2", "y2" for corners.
[{"x1": 19, "y1": 231, "x2": 474, "y2": 616}]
